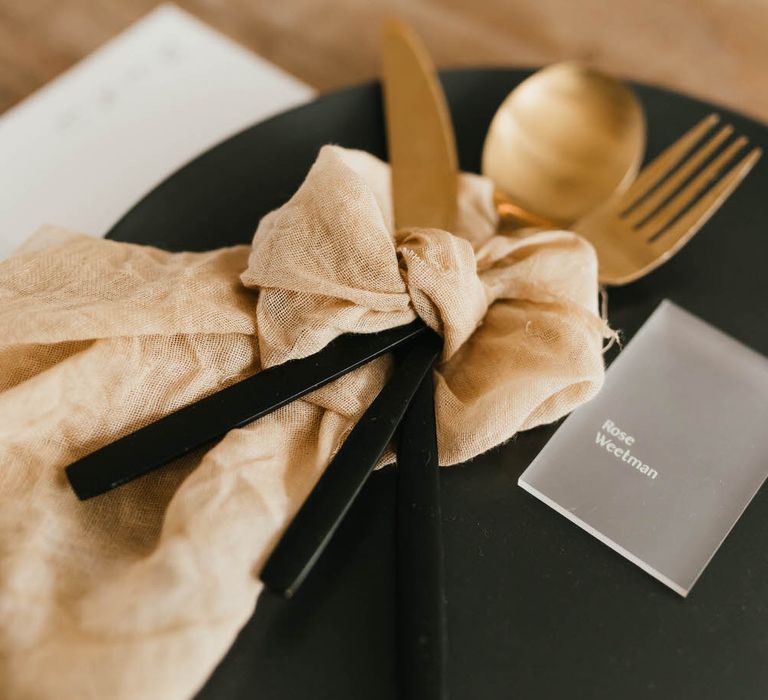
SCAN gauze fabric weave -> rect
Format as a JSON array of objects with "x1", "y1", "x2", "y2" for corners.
[{"x1": 0, "y1": 145, "x2": 609, "y2": 699}]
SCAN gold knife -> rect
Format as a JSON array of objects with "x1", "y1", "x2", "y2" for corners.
[
  {"x1": 380, "y1": 18, "x2": 453, "y2": 700},
  {"x1": 381, "y1": 19, "x2": 459, "y2": 231}
]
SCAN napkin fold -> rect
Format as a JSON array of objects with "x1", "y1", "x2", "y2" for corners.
[{"x1": 0, "y1": 145, "x2": 609, "y2": 699}]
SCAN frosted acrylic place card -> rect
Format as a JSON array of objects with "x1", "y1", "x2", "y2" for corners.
[{"x1": 519, "y1": 300, "x2": 768, "y2": 596}]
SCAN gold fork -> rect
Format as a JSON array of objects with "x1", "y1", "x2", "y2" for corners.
[{"x1": 569, "y1": 114, "x2": 762, "y2": 285}]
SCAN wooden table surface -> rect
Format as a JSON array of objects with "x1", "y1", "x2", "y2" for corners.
[{"x1": 1, "y1": 0, "x2": 766, "y2": 124}]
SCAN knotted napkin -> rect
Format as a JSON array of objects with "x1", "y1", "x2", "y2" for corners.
[{"x1": 0, "y1": 145, "x2": 609, "y2": 699}]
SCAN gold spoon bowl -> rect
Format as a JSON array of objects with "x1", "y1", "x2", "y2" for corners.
[{"x1": 482, "y1": 62, "x2": 646, "y2": 227}]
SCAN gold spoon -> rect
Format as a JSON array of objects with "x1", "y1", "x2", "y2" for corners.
[{"x1": 482, "y1": 62, "x2": 646, "y2": 227}]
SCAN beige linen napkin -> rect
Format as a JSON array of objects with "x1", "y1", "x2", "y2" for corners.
[{"x1": 0, "y1": 145, "x2": 609, "y2": 699}]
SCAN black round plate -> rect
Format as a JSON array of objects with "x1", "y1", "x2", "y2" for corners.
[{"x1": 109, "y1": 69, "x2": 768, "y2": 700}]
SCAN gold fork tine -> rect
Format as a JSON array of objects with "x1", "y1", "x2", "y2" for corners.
[
  {"x1": 648, "y1": 147, "x2": 762, "y2": 255},
  {"x1": 643, "y1": 136, "x2": 749, "y2": 237},
  {"x1": 621, "y1": 114, "x2": 720, "y2": 206},
  {"x1": 624, "y1": 125, "x2": 733, "y2": 226}
]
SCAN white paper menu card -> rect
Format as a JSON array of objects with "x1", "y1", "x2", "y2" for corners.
[{"x1": 0, "y1": 4, "x2": 314, "y2": 259}]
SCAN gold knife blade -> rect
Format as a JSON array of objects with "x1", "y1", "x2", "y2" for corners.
[{"x1": 380, "y1": 19, "x2": 458, "y2": 230}]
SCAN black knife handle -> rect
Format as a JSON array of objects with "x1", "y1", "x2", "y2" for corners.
[
  {"x1": 396, "y1": 369, "x2": 447, "y2": 700},
  {"x1": 65, "y1": 320, "x2": 428, "y2": 500},
  {"x1": 261, "y1": 328, "x2": 443, "y2": 598}
]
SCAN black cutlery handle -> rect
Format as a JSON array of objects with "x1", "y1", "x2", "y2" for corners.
[
  {"x1": 396, "y1": 369, "x2": 447, "y2": 700},
  {"x1": 65, "y1": 320, "x2": 428, "y2": 500},
  {"x1": 261, "y1": 329, "x2": 443, "y2": 598}
]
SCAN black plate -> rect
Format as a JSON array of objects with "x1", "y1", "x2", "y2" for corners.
[{"x1": 109, "y1": 69, "x2": 768, "y2": 700}]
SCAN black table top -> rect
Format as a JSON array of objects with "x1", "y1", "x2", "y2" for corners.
[{"x1": 109, "y1": 69, "x2": 768, "y2": 700}]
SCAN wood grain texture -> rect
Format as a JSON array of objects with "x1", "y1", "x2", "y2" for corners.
[{"x1": 0, "y1": 0, "x2": 766, "y2": 124}]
